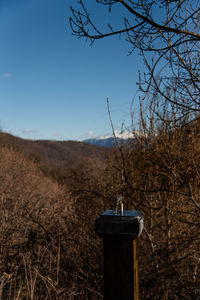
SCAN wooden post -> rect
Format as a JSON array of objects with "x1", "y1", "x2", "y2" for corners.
[
  {"x1": 95, "y1": 210, "x2": 144, "y2": 300},
  {"x1": 134, "y1": 240, "x2": 140, "y2": 300}
]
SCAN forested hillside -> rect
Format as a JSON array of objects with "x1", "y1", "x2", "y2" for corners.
[
  {"x1": 0, "y1": 131, "x2": 108, "y2": 299},
  {"x1": 0, "y1": 119, "x2": 200, "y2": 299},
  {"x1": 0, "y1": 131, "x2": 109, "y2": 181}
]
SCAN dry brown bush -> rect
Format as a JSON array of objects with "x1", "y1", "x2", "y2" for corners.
[
  {"x1": 0, "y1": 145, "x2": 79, "y2": 299},
  {"x1": 58, "y1": 121, "x2": 200, "y2": 299},
  {"x1": 0, "y1": 143, "x2": 105, "y2": 299},
  {"x1": 1, "y1": 116, "x2": 200, "y2": 299},
  {"x1": 103, "y1": 120, "x2": 200, "y2": 299},
  {"x1": 69, "y1": 1, "x2": 200, "y2": 297}
]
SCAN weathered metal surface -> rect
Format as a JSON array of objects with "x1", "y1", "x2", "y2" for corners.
[{"x1": 95, "y1": 210, "x2": 144, "y2": 239}]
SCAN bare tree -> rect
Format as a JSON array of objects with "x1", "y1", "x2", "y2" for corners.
[
  {"x1": 70, "y1": 0, "x2": 200, "y2": 123},
  {"x1": 70, "y1": 2, "x2": 200, "y2": 299}
]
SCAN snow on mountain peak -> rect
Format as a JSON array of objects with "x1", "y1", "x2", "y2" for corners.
[{"x1": 96, "y1": 130, "x2": 134, "y2": 140}]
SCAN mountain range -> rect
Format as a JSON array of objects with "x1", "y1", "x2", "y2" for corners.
[{"x1": 83, "y1": 131, "x2": 135, "y2": 147}]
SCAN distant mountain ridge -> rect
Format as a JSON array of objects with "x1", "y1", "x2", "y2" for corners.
[
  {"x1": 83, "y1": 131, "x2": 135, "y2": 147},
  {"x1": 83, "y1": 137, "x2": 129, "y2": 147}
]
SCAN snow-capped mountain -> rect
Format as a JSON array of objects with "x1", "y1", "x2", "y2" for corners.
[{"x1": 83, "y1": 131, "x2": 136, "y2": 147}]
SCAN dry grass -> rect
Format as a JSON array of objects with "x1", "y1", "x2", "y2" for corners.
[
  {"x1": 0, "y1": 142, "x2": 104, "y2": 299},
  {"x1": 105, "y1": 121, "x2": 200, "y2": 299},
  {"x1": 1, "y1": 121, "x2": 200, "y2": 299}
]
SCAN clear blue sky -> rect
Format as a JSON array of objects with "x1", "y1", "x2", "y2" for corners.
[{"x1": 0, "y1": 0, "x2": 143, "y2": 140}]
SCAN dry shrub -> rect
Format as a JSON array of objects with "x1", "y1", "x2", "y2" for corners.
[
  {"x1": 68, "y1": 121, "x2": 200, "y2": 300},
  {"x1": 2, "y1": 119, "x2": 200, "y2": 299},
  {"x1": 0, "y1": 146, "x2": 75, "y2": 299},
  {"x1": 106, "y1": 121, "x2": 200, "y2": 299},
  {"x1": 0, "y1": 145, "x2": 104, "y2": 299},
  {"x1": 65, "y1": 157, "x2": 109, "y2": 298}
]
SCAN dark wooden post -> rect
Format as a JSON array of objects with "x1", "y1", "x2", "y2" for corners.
[{"x1": 95, "y1": 210, "x2": 144, "y2": 300}]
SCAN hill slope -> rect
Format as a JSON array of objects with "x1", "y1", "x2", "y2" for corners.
[
  {"x1": 0, "y1": 131, "x2": 109, "y2": 161},
  {"x1": 0, "y1": 131, "x2": 110, "y2": 181}
]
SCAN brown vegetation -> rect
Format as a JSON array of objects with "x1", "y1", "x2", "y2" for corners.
[
  {"x1": 110, "y1": 121, "x2": 200, "y2": 299},
  {"x1": 0, "y1": 116, "x2": 200, "y2": 299},
  {"x1": 1, "y1": 0, "x2": 199, "y2": 297},
  {"x1": 0, "y1": 133, "x2": 108, "y2": 299},
  {"x1": 69, "y1": 1, "x2": 200, "y2": 297}
]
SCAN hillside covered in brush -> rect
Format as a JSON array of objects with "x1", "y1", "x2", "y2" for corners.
[
  {"x1": 0, "y1": 130, "x2": 108, "y2": 299},
  {"x1": 0, "y1": 119, "x2": 200, "y2": 299},
  {"x1": 0, "y1": 131, "x2": 110, "y2": 181}
]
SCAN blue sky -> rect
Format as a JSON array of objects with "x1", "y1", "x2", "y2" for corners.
[{"x1": 0, "y1": 0, "x2": 143, "y2": 140}]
